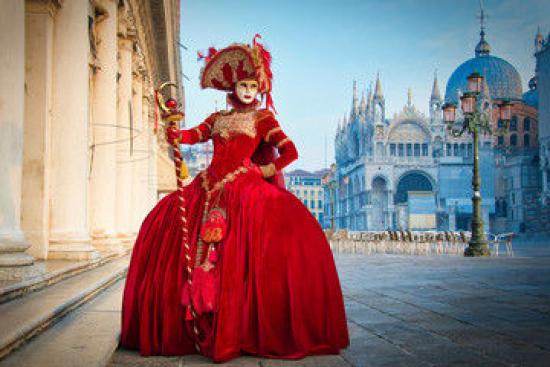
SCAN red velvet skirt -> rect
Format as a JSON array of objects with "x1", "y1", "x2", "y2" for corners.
[{"x1": 120, "y1": 170, "x2": 349, "y2": 362}]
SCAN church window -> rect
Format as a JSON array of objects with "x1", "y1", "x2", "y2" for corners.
[
  {"x1": 524, "y1": 134, "x2": 530, "y2": 147},
  {"x1": 414, "y1": 144, "x2": 420, "y2": 156},
  {"x1": 406, "y1": 143, "x2": 412, "y2": 156},
  {"x1": 510, "y1": 134, "x2": 517, "y2": 146},
  {"x1": 510, "y1": 116, "x2": 518, "y2": 131},
  {"x1": 398, "y1": 144, "x2": 404, "y2": 156},
  {"x1": 524, "y1": 118, "x2": 531, "y2": 131},
  {"x1": 390, "y1": 143, "x2": 396, "y2": 156},
  {"x1": 422, "y1": 143, "x2": 428, "y2": 156}
]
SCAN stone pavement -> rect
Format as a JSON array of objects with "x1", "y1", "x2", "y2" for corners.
[{"x1": 110, "y1": 238, "x2": 550, "y2": 366}]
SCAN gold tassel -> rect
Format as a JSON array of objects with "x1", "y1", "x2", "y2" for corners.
[{"x1": 180, "y1": 159, "x2": 189, "y2": 179}]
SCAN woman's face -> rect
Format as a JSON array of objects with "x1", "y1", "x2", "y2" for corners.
[{"x1": 235, "y1": 79, "x2": 259, "y2": 104}]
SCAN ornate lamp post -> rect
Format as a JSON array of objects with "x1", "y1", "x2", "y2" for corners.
[{"x1": 442, "y1": 72, "x2": 512, "y2": 257}]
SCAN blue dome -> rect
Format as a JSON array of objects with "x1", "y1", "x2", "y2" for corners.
[
  {"x1": 523, "y1": 89, "x2": 538, "y2": 108},
  {"x1": 445, "y1": 55, "x2": 523, "y2": 103}
]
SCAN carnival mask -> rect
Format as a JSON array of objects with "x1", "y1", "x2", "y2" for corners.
[{"x1": 235, "y1": 79, "x2": 259, "y2": 104}]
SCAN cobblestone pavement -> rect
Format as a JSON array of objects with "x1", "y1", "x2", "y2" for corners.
[{"x1": 110, "y1": 239, "x2": 550, "y2": 366}]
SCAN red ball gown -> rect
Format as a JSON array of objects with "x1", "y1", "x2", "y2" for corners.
[{"x1": 120, "y1": 105, "x2": 349, "y2": 362}]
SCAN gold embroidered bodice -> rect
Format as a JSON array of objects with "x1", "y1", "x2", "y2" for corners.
[{"x1": 211, "y1": 110, "x2": 257, "y2": 140}]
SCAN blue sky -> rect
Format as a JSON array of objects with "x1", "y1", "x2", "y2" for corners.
[{"x1": 180, "y1": 0, "x2": 550, "y2": 171}]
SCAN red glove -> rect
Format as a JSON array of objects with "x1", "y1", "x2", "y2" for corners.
[{"x1": 165, "y1": 126, "x2": 181, "y2": 145}]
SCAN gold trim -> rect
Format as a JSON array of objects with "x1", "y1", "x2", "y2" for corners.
[
  {"x1": 265, "y1": 127, "x2": 282, "y2": 142},
  {"x1": 276, "y1": 137, "x2": 291, "y2": 148}
]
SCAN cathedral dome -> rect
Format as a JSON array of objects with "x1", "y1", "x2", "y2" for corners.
[
  {"x1": 445, "y1": 14, "x2": 523, "y2": 105},
  {"x1": 445, "y1": 55, "x2": 523, "y2": 104}
]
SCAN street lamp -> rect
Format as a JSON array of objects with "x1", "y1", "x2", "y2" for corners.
[{"x1": 442, "y1": 72, "x2": 512, "y2": 257}]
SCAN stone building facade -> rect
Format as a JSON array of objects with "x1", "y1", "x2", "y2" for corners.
[
  {"x1": 0, "y1": 0, "x2": 183, "y2": 269},
  {"x1": 537, "y1": 30, "x2": 550, "y2": 202},
  {"x1": 286, "y1": 170, "x2": 328, "y2": 225},
  {"x1": 329, "y1": 21, "x2": 543, "y2": 234}
]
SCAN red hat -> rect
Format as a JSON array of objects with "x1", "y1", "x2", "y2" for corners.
[{"x1": 199, "y1": 35, "x2": 275, "y2": 111}]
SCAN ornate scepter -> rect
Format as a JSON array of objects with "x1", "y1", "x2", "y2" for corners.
[{"x1": 154, "y1": 83, "x2": 202, "y2": 351}]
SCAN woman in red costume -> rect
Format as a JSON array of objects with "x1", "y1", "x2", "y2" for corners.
[{"x1": 120, "y1": 36, "x2": 349, "y2": 363}]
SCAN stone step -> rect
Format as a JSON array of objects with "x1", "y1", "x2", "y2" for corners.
[
  {"x1": 0, "y1": 278, "x2": 125, "y2": 367},
  {"x1": 0, "y1": 255, "x2": 129, "y2": 361},
  {"x1": 0, "y1": 249, "x2": 129, "y2": 304}
]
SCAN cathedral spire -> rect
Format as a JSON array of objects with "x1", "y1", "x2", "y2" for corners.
[
  {"x1": 360, "y1": 89, "x2": 367, "y2": 116},
  {"x1": 351, "y1": 80, "x2": 359, "y2": 118},
  {"x1": 430, "y1": 70, "x2": 442, "y2": 102},
  {"x1": 475, "y1": 1, "x2": 491, "y2": 57},
  {"x1": 374, "y1": 72, "x2": 383, "y2": 100},
  {"x1": 407, "y1": 88, "x2": 412, "y2": 107}
]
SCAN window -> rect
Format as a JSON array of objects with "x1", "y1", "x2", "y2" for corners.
[
  {"x1": 319, "y1": 213, "x2": 323, "y2": 223},
  {"x1": 303, "y1": 199, "x2": 307, "y2": 206},
  {"x1": 390, "y1": 143, "x2": 396, "y2": 156},
  {"x1": 453, "y1": 143, "x2": 458, "y2": 156},
  {"x1": 524, "y1": 118, "x2": 531, "y2": 131},
  {"x1": 446, "y1": 143, "x2": 451, "y2": 156},
  {"x1": 303, "y1": 190, "x2": 307, "y2": 197},
  {"x1": 467, "y1": 143, "x2": 473, "y2": 156},
  {"x1": 310, "y1": 190, "x2": 314, "y2": 197},
  {"x1": 510, "y1": 116, "x2": 518, "y2": 131},
  {"x1": 510, "y1": 134, "x2": 517, "y2": 146},
  {"x1": 414, "y1": 143, "x2": 420, "y2": 156},
  {"x1": 318, "y1": 200, "x2": 322, "y2": 209},
  {"x1": 524, "y1": 134, "x2": 530, "y2": 147},
  {"x1": 406, "y1": 143, "x2": 412, "y2": 156},
  {"x1": 398, "y1": 143, "x2": 404, "y2": 156},
  {"x1": 310, "y1": 200, "x2": 314, "y2": 209},
  {"x1": 498, "y1": 136, "x2": 504, "y2": 145},
  {"x1": 422, "y1": 143, "x2": 428, "y2": 156}
]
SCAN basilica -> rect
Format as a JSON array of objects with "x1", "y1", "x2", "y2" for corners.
[{"x1": 325, "y1": 21, "x2": 543, "y2": 234}]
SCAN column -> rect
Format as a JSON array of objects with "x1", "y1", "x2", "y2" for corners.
[
  {"x1": 0, "y1": 0, "x2": 34, "y2": 267},
  {"x1": 115, "y1": 35, "x2": 134, "y2": 244},
  {"x1": 143, "y1": 93, "x2": 158, "y2": 211},
  {"x1": 48, "y1": 0, "x2": 99, "y2": 260},
  {"x1": 21, "y1": 0, "x2": 59, "y2": 260},
  {"x1": 130, "y1": 69, "x2": 144, "y2": 232},
  {"x1": 89, "y1": 0, "x2": 121, "y2": 252}
]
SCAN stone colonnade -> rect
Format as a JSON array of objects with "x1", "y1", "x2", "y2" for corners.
[{"x1": 0, "y1": 0, "x2": 165, "y2": 268}]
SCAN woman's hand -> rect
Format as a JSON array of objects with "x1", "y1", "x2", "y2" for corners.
[
  {"x1": 165, "y1": 125, "x2": 180, "y2": 145},
  {"x1": 259, "y1": 163, "x2": 277, "y2": 178}
]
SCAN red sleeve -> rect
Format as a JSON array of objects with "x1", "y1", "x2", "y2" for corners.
[
  {"x1": 258, "y1": 111, "x2": 298, "y2": 171},
  {"x1": 174, "y1": 113, "x2": 217, "y2": 145}
]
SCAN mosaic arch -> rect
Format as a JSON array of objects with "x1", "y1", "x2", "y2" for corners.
[{"x1": 394, "y1": 171, "x2": 434, "y2": 204}]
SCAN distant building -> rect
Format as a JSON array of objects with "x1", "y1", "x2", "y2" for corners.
[
  {"x1": 285, "y1": 169, "x2": 329, "y2": 225},
  {"x1": 537, "y1": 30, "x2": 550, "y2": 201},
  {"x1": 329, "y1": 12, "x2": 543, "y2": 234},
  {"x1": 182, "y1": 143, "x2": 213, "y2": 178}
]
